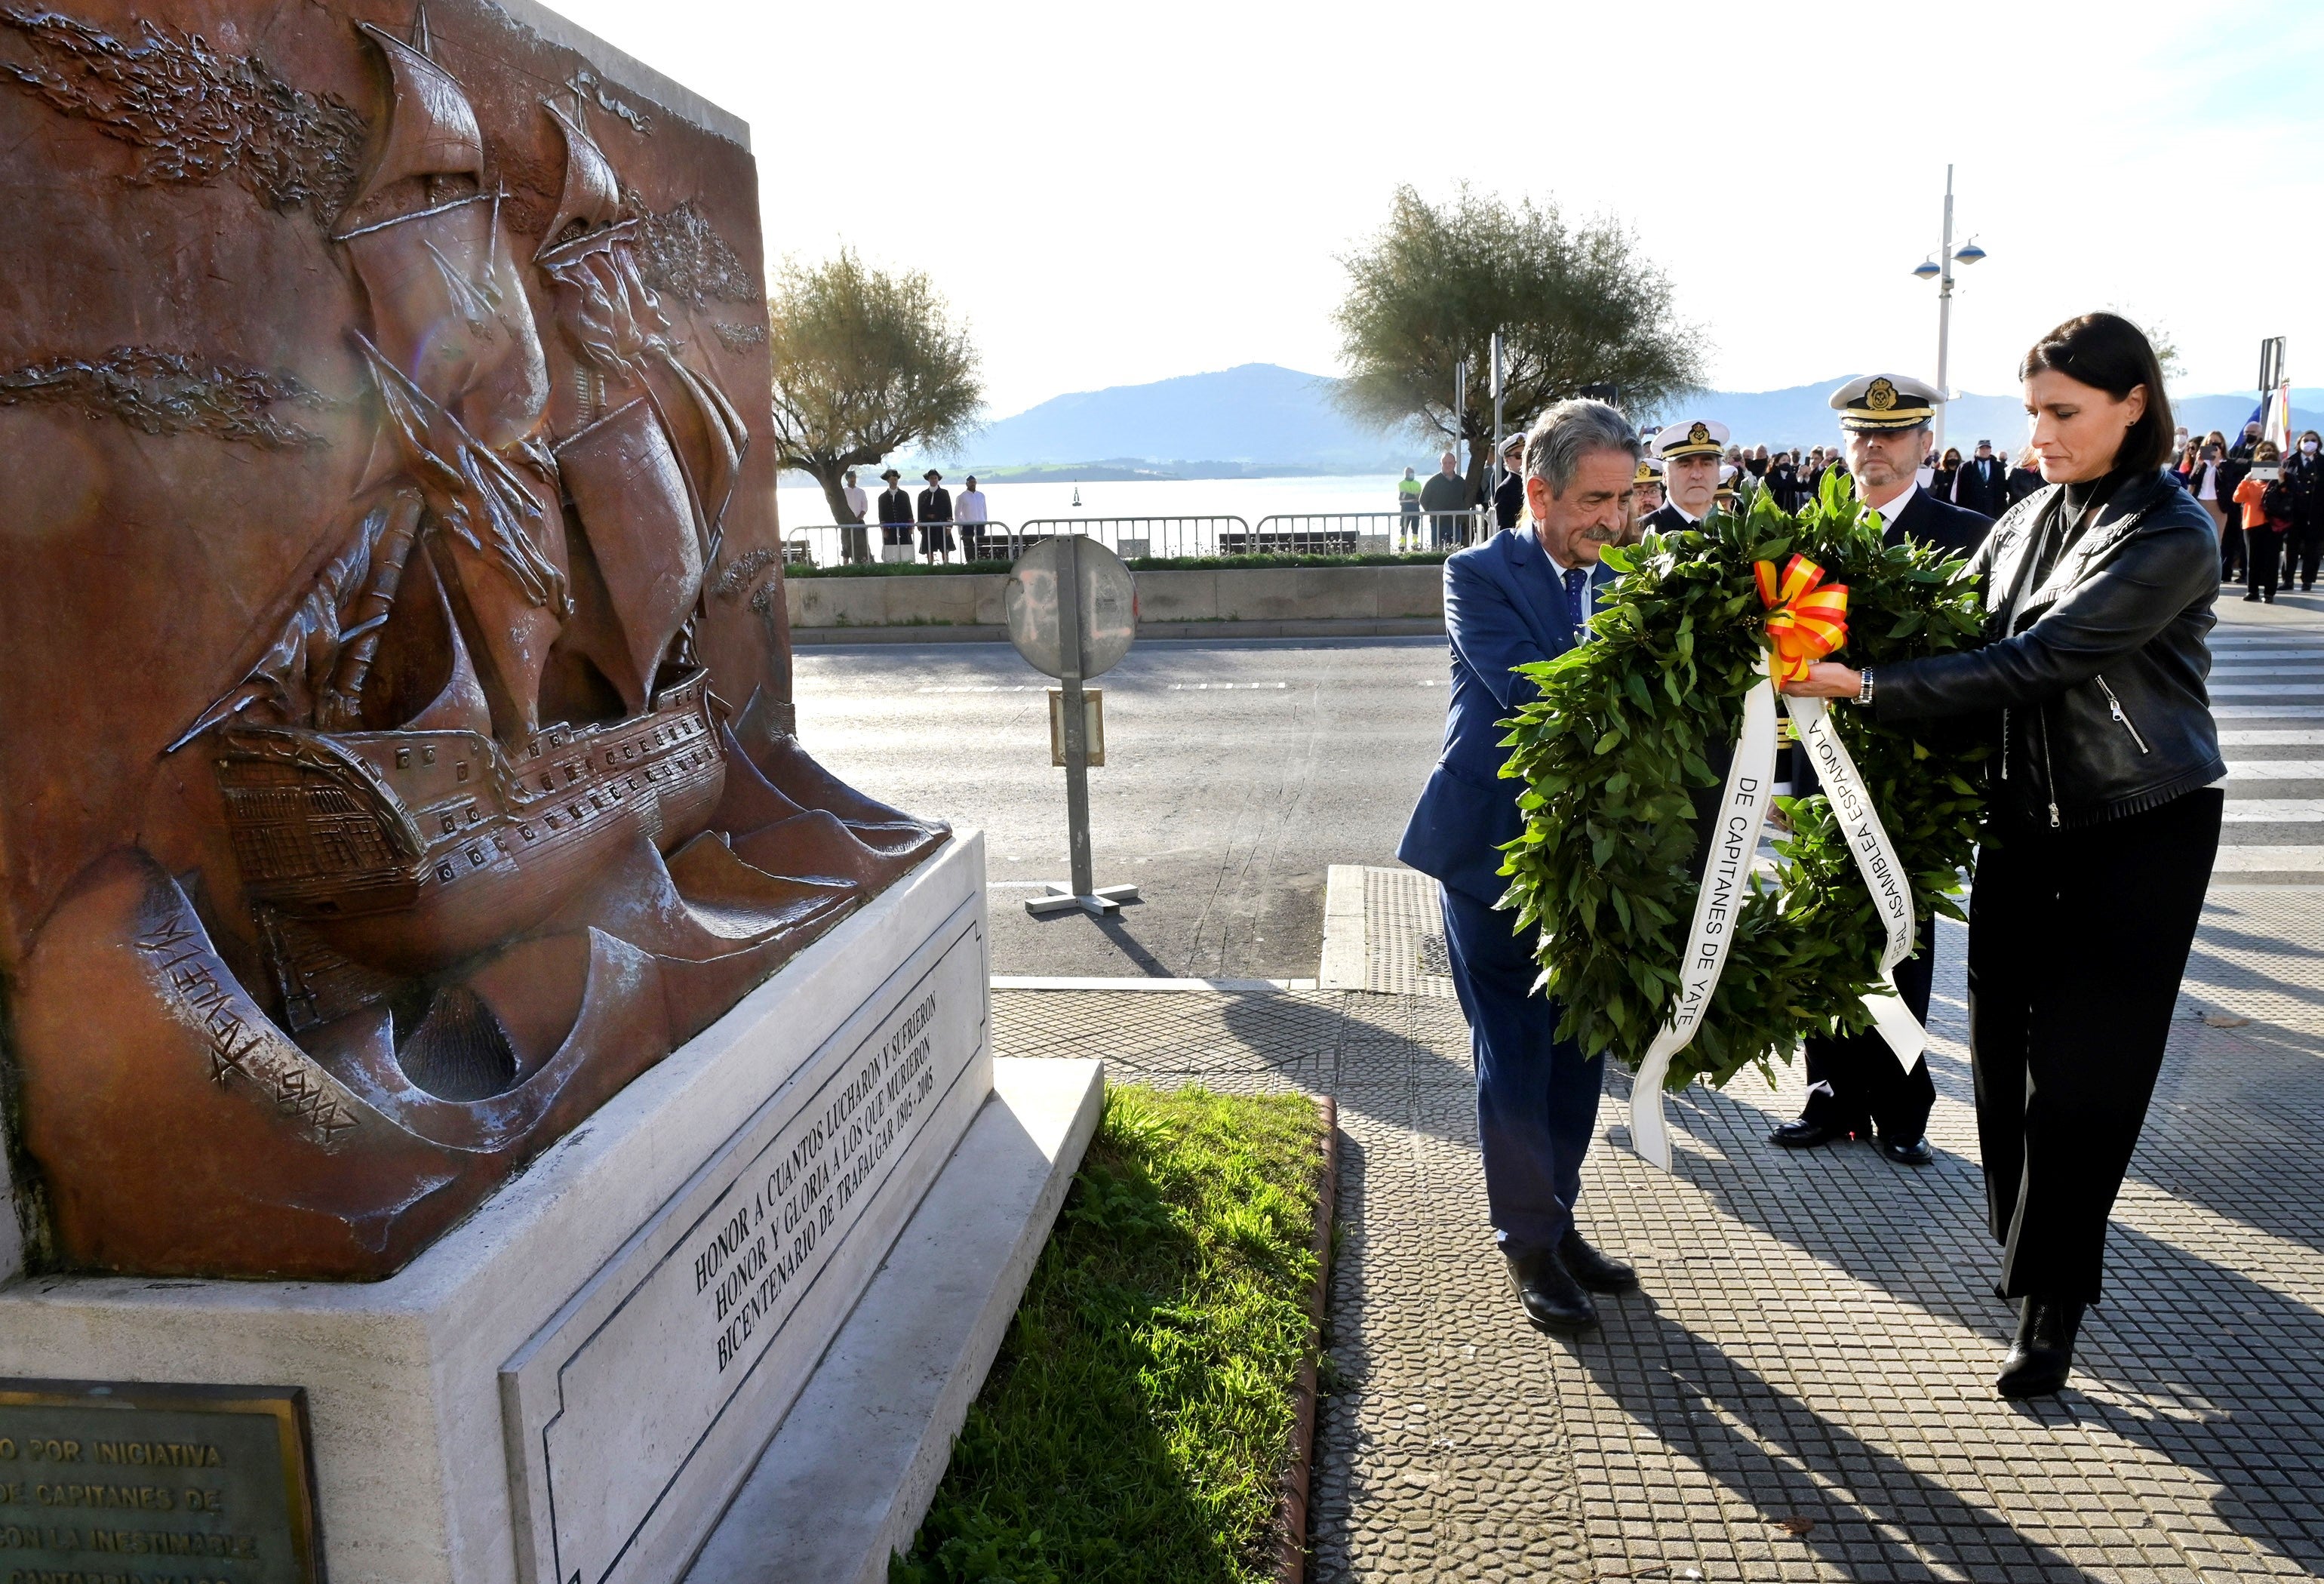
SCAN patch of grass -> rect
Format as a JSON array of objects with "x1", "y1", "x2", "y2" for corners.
[
  {"x1": 790, "y1": 551, "x2": 1449, "y2": 579},
  {"x1": 891, "y1": 1084, "x2": 1325, "y2": 1584}
]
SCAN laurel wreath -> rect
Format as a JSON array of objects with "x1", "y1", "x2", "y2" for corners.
[{"x1": 1496, "y1": 469, "x2": 1990, "y2": 1092}]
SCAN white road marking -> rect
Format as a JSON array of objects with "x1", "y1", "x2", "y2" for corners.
[
  {"x1": 2212, "y1": 846, "x2": 2324, "y2": 873},
  {"x1": 2221, "y1": 801, "x2": 2324, "y2": 822},
  {"x1": 2218, "y1": 730, "x2": 2324, "y2": 745},
  {"x1": 1164, "y1": 682, "x2": 1290, "y2": 690},
  {"x1": 2224, "y1": 761, "x2": 2324, "y2": 780},
  {"x1": 2217, "y1": 705, "x2": 2324, "y2": 718}
]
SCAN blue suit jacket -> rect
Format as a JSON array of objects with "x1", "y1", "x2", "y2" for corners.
[{"x1": 1397, "y1": 530, "x2": 1604, "y2": 904}]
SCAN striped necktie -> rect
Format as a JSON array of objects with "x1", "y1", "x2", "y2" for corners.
[{"x1": 1563, "y1": 566, "x2": 1588, "y2": 632}]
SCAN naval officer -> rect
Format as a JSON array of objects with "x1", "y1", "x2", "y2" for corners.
[
  {"x1": 1768, "y1": 372, "x2": 1993, "y2": 1165},
  {"x1": 1397, "y1": 399, "x2": 1643, "y2": 1334},
  {"x1": 1628, "y1": 457, "x2": 1665, "y2": 539},
  {"x1": 1642, "y1": 418, "x2": 1728, "y2": 534}
]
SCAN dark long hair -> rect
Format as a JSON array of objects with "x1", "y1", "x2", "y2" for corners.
[{"x1": 2018, "y1": 312, "x2": 2175, "y2": 472}]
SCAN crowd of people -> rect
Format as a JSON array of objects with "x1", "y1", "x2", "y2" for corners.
[
  {"x1": 2175, "y1": 421, "x2": 2323, "y2": 601},
  {"x1": 1416, "y1": 409, "x2": 2324, "y2": 604}
]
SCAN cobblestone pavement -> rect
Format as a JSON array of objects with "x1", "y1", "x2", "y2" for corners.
[{"x1": 995, "y1": 896, "x2": 2324, "y2": 1581}]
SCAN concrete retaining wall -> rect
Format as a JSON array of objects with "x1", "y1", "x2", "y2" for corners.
[{"x1": 784, "y1": 564, "x2": 1445, "y2": 634}]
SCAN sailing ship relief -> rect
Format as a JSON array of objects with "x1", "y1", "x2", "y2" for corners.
[{"x1": 9, "y1": 6, "x2": 947, "y2": 1281}]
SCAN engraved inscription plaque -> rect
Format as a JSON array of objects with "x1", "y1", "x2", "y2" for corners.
[
  {"x1": 0, "y1": 1379, "x2": 321, "y2": 1582},
  {"x1": 500, "y1": 898, "x2": 991, "y2": 1584}
]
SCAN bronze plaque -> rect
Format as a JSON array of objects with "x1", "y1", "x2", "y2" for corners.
[
  {"x1": 0, "y1": 1379, "x2": 321, "y2": 1582},
  {"x1": 0, "y1": 1, "x2": 950, "y2": 1283}
]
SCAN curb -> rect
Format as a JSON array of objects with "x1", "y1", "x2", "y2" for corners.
[
  {"x1": 991, "y1": 975, "x2": 1316, "y2": 993},
  {"x1": 790, "y1": 618, "x2": 1445, "y2": 644},
  {"x1": 1316, "y1": 864, "x2": 1368, "y2": 990},
  {"x1": 1273, "y1": 1095, "x2": 1339, "y2": 1584}
]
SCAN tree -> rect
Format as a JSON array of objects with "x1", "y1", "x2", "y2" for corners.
[
  {"x1": 768, "y1": 250, "x2": 982, "y2": 526},
  {"x1": 1333, "y1": 185, "x2": 1705, "y2": 495}
]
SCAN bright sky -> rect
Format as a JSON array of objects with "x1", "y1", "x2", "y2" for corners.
[{"x1": 553, "y1": 0, "x2": 2321, "y2": 418}]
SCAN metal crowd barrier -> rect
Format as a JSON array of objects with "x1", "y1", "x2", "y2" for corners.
[
  {"x1": 1014, "y1": 516, "x2": 1252, "y2": 561},
  {"x1": 782, "y1": 504, "x2": 1498, "y2": 567},
  {"x1": 789, "y1": 519, "x2": 1016, "y2": 567},
  {"x1": 1245, "y1": 509, "x2": 1489, "y2": 554}
]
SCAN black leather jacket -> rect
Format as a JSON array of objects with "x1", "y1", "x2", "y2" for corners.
[{"x1": 1872, "y1": 467, "x2": 2224, "y2": 829}]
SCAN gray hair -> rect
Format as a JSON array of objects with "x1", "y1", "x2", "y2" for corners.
[{"x1": 1524, "y1": 399, "x2": 1640, "y2": 497}]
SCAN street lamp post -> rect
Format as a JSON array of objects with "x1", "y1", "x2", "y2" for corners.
[
  {"x1": 1912, "y1": 163, "x2": 1986, "y2": 458},
  {"x1": 1489, "y1": 330, "x2": 1506, "y2": 517},
  {"x1": 1454, "y1": 358, "x2": 1468, "y2": 481}
]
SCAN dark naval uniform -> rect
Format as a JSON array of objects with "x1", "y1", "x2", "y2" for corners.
[
  {"x1": 1642, "y1": 417, "x2": 1727, "y2": 537},
  {"x1": 1641, "y1": 501, "x2": 1703, "y2": 537},
  {"x1": 1780, "y1": 374, "x2": 1992, "y2": 1163}
]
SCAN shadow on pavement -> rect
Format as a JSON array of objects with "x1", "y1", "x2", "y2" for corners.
[
  {"x1": 1567, "y1": 1300, "x2": 2105, "y2": 1581},
  {"x1": 1621, "y1": 1072, "x2": 2324, "y2": 1573}
]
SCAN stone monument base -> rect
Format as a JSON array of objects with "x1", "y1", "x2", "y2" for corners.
[{"x1": 0, "y1": 832, "x2": 1102, "y2": 1584}]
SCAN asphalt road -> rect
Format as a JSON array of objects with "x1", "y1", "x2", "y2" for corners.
[
  {"x1": 791, "y1": 638, "x2": 1450, "y2": 980},
  {"x1": 792, "y1": 591, "x2": 2324, "y2": 982}
]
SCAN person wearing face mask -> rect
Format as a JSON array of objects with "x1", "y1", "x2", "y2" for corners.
[
  {"x1": 1781, "y1": 312, "x2": 2224, "y2": 1400},
  {"x1": 2231, "y1": 441, "x2": 2289, "y2": 603},
  {"x1": 2286, "y1": 431, "x2": 2324, "y2": 592},
  {"x1": 2185, "y1": 439, "x2": 2230, "y2": 553},
  {"x1": 1397, "y1": 401, "x2": 1643, "y2": 1336},
  {"x1": 1642, "y1": 418, "x2": 1728, "y2": 533},
  {"x1": 1766, "y1": 373, "x2": 1992, "y2": 1167}
]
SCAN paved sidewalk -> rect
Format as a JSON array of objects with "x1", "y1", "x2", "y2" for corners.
[{"x1": 991, "y1": 593, "x2": 2324, "y2": 1582}]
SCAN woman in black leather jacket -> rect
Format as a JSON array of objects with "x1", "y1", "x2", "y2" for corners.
[{"x1": 1782, "y1": 312, "x2": 2222, "y2": 1400}]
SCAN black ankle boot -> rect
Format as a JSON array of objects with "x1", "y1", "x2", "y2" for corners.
[{"x1": 1997, "y1": 1296, "x2": 2083, "y2": 1398}]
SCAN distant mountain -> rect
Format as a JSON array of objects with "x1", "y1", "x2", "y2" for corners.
[
  {"x1": 920, "y1": 363, "x2": 2322, "y2": 474},
  {"x1": 940, "y1": 364, "x2": 1409, "y2": 473}
]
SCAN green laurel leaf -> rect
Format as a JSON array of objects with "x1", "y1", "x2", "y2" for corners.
[{"x1": 1496, "y1": 472, "x2": 1990, "y2": 1093}]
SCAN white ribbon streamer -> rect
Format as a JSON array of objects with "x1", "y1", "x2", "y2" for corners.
[
  {"x1": 1783, "y1": 696, "x2": 1926, "y2": 1069},
  {"x1": 1629, "y1": 661, "x2": 1780, "y2": 1170}
]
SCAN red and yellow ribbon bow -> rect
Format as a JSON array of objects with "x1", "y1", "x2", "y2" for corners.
[{"x1": 1754, "y1": 555, "x2": 1849, "y2": 684}]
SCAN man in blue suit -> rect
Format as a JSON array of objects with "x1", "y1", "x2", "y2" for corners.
[{"x1": 1396, "y1": 398, "x2": 1643, "y2": 1334}]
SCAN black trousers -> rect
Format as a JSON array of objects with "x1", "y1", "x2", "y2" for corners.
[
  {"x1": 2288, "y1": 512, "x2": 2323, "y2": 589},
  {"x1": 1788, "y1": 734, "x2": 1935, "y2": 1139},
  {"x1": 1968, "y1": 789, "x2": 2221, "y2": 1302},
  {"x1": 1800, "y1": 933, "x2": 1938, "y2": 1138},
  {"x1": 2243, "y1": 527, "x2": 2282, "y2": 598}
]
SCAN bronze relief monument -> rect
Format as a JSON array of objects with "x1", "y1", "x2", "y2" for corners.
[{"x1": 0, "y1": 0, "x2": 947, "y2": 1281}]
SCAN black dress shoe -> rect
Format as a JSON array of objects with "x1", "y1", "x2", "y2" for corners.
[
  {"x1": 1504, "y1": 1245, "x2": 1598, "y2": 1333},
  {"x1": 1767, "y1": 1117, "x2": 1855, "y2": 1149},
  {"x1": 1997, "y1": 1297, "x2": 2084, "y2": 1398},
  {"x1": 1877, "y1": 1134, "x2": 1934, "y2": 1166},
  {"x1": 1558, "y1": 1231, "x2": 1638, "y2": 1293}
]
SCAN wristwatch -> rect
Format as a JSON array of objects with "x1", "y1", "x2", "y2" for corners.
[{"x1": 1855, "y1": 667, "x2": 1876, "y2": 707}]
